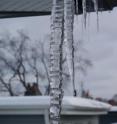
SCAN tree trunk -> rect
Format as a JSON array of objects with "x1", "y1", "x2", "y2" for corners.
[{"x1": 49, "y1": 0, "x2": 64, "y2": 124}]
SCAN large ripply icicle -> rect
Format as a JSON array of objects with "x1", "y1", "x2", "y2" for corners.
[
  {"x1": 82, "y1": 0, "x2": 87, "y2": 28},
  {"x1": 64, "y1": 0, "x2": 76, "y2": 96},
  {"x1": 49, "y1": 0, "x2": 100, "y2": 123},
  {"x1": 49, "y1": 0, "x2": 64, "y2": 124}
]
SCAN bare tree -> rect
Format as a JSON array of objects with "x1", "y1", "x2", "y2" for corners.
[
  {"x1": 0, "y1": 31, "x2": 47, "y2": 96},
  {"x1": 38, "y1": 42, "x2": 50, "y2": 95},
  {"x1": 0, "y1": 69, "x2": 15, "y2": 96},
  {"x1": 0, "y1": 30, "x2": 69, "y2": 97},
  {"x1": 0, "y1": 33, "x2": 24, "y2": 96},
  {"x1": 69, "y1": 39, "x2": 93, "y2": 96},
  {"x1": 61, "y1": 39, "x2": 92, "y2": 97}
]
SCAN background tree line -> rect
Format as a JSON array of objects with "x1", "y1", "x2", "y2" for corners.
[{"x1": 0, "y1": 30, "x2": 92, "y2": 96}]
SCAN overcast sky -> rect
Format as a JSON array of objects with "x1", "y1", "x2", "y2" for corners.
[{"x1": 0, "y1": 7, "x2": 117, "y2": 99}]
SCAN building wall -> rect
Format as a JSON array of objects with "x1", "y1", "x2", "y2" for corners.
[
  {"x1": 0, "y1": 115, "x2": 45, "y2": 124},
  {"x1": 0, "y1": 114, "x2": 99, "y2": 124},
  {"x1": 61, "y1": 115, "x2": 99, "y2": 124},
  {"x1": 99, "y1": 112, "x2": 117, "y2": 124}
]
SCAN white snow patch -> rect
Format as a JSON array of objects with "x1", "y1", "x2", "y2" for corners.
[
  {"x1": 110, "y1": 106, "x2": 117, "y2": 112},
  {"x1": 0, "y1": 96, "x2": 111, "y2": 111}
]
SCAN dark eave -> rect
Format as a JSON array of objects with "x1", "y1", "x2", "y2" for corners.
[
  {"x1": 0, "y1": 0, "x2": 117, "y2": 18},
  {"x1": 0, "y1": 12, "x2": 51, "y2": 19}
]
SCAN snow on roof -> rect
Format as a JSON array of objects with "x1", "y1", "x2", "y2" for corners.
[
  {"x1": 110, "y1": 106, "x2": 117, "y2": 112},
  {"x1": 0, "y1": 96, "x2": 111, "y2": 111}
]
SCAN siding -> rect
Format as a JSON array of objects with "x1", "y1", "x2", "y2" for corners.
[
  {"x1": 61, "y1": 115, "x2": 99, "y2": 124},
  {"x1": 0, "y1": 115, "x2": 45, "y2": 124},
  {"x1": 0, "y1": 115, "x2": 100, "y2": 124},
  {"x1": 100, "y1": 112, "x2": 117, "y2": 124}
]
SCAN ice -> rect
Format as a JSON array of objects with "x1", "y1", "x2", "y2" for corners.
[
  {"x1": 64, "y1": 0, "x2": 75, "y2": 96},
  {"x1": 82, "y1": 0, "x2": 99, "y2": 29},
  {"x1": 92, "y1": 0, "x2": 99, "y2": 30},
  {"x1": 49, "y1": 0, "x2": 100, "y2": 123},
  {"x1": 82, "y1": 0, "x2": 87, "y2": 28},
  {"x1": 92, "y1": 0, "x2": 98, "y2": 13},
  {"x1": 49, "y1": 0, "x2": 64, "y2": 123},
  {"x1": 75, "y1": 0, "x2": 79, "y2": 14}
]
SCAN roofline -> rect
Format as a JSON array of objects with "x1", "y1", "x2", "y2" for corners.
[
  {"x1": 0, "y1": 0, "x2": 117, "y2": 18},
  {"x1": 0, "y1": 101, "x2": 108, "y2": 115},
  {"x1": 0, "y1": 11, "x2": 51, "y2": 19},
  {"x1": 0, "y1": 108, "x2": 108, "y2": 115},
  {"x1": 0, "y1": 9, "x2": 114, "y2": 19},
  {"x1": 0, "y1": 96, "x2": 111, "y2": 113}
]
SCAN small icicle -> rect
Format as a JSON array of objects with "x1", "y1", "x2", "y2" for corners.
[
  {"x1": 87, "y1": 12, "x2": 91, "y2": 42},
  {"x1": 75, "y1": 0, "x2": 79, "y2": 14},
  {"x1": 82, "y1": 0, "x2": 87, "y2": 28},
  {"x1": 92, "y1": 0, "x2": 98, "y2": 12},
  {"x1": 96, "y1": 11, "x2": 99, "y2": 31},
  {"x1": 75, "y1": 0, "x2": 79, "y2": 31},
  {"x1": 92, "y1": 0, "x2": 99, "y2": 31}
]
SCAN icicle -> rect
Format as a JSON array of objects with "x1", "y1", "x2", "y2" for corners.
[
  {"x1": 64, "y1": 0, "x2": 76, "y2": 96},
  {"x1": 92, "y1": 0, "x2": 99, "y2": 31},
  {"x1": 75, "y1": 0, "x2": 79, "y2": 30},
  {"x1": 92, "y1": 0, "x2": 98, "y2": 13},
  {"x1": 96, "y1": 11, "x2": 99, "y2": 31},
  {"x1": 49, "y1": 0, "x2": 64, "y2": 124},
  {"x1": 82, "y1": 0, "x2": 87, "y2": 28},
  {"x1": 75, "y1": 0, "x2": 79, "y2": 14}
]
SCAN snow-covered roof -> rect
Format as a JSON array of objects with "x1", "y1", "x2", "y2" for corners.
[
  {"x1": 0, "y1": 96, "x2": 111, "y2": 115},
  {"x1": 110, "y1": 106, "x2": 117, "y2": 112}
]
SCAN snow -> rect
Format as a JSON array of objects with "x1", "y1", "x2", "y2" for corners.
[
  {"x1": 0, "y1": 96, "x2": 111, "y2": 111},
  {"x1": 110, "y1": 106, "x2": 117, "y2": 112}
]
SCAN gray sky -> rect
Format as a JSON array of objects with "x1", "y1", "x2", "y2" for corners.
[{"x1": 0, "y1": 7, "x2": 117, "y2": 99}]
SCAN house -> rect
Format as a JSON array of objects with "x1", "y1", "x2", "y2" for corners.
[
  {"x1": 100, "y1": 106, "x2": 117, "y2": 124},
  {"x1": 0, "y1": 96, "x2": 111, "y2": 124}
]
